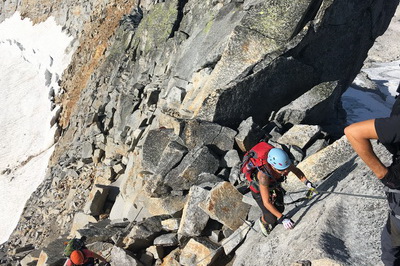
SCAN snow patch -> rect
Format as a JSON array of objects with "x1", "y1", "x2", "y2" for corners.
[
  {"x1": 342, "y1": 60, "x2": 400, "y2": 124},
  {"x1": 0, "y1": 12, "x2": 75, "y2": 244}
]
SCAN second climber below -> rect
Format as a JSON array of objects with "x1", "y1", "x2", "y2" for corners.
[{"x1": 241, "y1": 142, "x2": 317, "y2": 236}]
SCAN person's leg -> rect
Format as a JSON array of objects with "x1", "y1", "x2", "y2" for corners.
[
  {"x1": 252, "y1": 190, "x2": 277, "y2": 224},
  {"x1": 252, "y1": 190, "x2": 278, "y2": 236},
  {"x1": 381, "y1": 214, "x2": 400, "y2": 265},
  {"x1": 274, "y1": 188, "x2": 285, "y2": 214}
]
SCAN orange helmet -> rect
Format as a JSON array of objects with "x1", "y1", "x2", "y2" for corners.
[{"x1": 70, "y1": 250, "x2": 85, "y2": 265}]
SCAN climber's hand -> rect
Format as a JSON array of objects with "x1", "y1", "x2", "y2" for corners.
[
  {"x1": 305, "y1": 180, "x2": 318, "y2": 198},
  {"x1": 278, "y1": 215, "x2": 295, "y2": 229},
  {"x1": 381, "y1": 164, "x2": 400, "y2": 189},
  {"x1": 306, "y1": 187, "x2": 319, "y2": 199}
]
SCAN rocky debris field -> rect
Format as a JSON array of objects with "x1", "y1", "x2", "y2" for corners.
[{"x1": 1, "y1": 110, "x2": 393, "y2": 266}]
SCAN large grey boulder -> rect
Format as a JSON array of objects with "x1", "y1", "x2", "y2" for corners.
[
  {"x1": 199, "y1": 182, "x2": 251, "y2": 231},
  {"x1": 277, "y1": 125, "x2": 321, "y2": 150},
  {"x1": 161, "y1": 218, "x2": 180, "y2": 232},
  {"x1": 179, "y1": 238, "x2": 221, "y2": 266},
  {"x1": 155, "y1": 141, "x2": 188, "y2": 177},
  {"x1": 110, "y1": 168, "x2": 187, "y2": 222},
  {"x1": 34, "y1": 238, "x2": 67, "y2": 266},
  {"x1": 283, "y1": 135, "x2": 356, "y2": 192},
  {"x1": 69, "y1": 212, "x2": 98, "y2": 238},
  {"x1": 274, "y1": 81, "x2": 341, "y2": 126},
  {"x1": 109, "y1": 189, "x2": 152, "y2": 223},
  {"x1": 112, "y1": 88, "x2": 143, "y2": 143},
  {"x1": 181, "y1": 119, "x2": 237, "y2": 153},
  {"x1": 110, "y1": 246, "x2": 144, "y2": 266},
  {"x1": 141, "y1": 128, "x2": 185, "y2": 172},
  {"x1": 178, "y1": 1, "x2": 316, "y2": 124},
  {"x1": 145, "y1": 195, "x2": 187, "y2": 217},
  {"x1": 235, "y1": 117, "x2": 265, "y2": 152},
  {"x1": 85, "y1": 241, "x2": 113, "y2": 259},
  {"x1": 178, "y1": 186, "x2": 210, "y2": 239},
  {"x1": 221, "y1": 220, "x2": 252, "y2": 255},
  {"x1": 221, "y1": 149, "x2": 241, "y2": 168},
  {"x1": 143, "y1": 140, "x2": 189, "y2": 197},
  {"x1": 108, "y1": 159, "x2": 155, "y2": 223},
  {"x1": 153, "y1": 233, "x2": 178, "y2": 247},
  {"x1": 122, "y1": 216, "x2": 164, "y2": 251},
  {"x1": 83, "y1": 184, "x2": 110, "y2": 216},
  {"x1": 81, "y1": 141, "x2": 94, "y2": 163},
  {"x1": 164, "y1": 146, "x2": 220, "y2": 191},
  {"x1": 142, "y1": 173, "x2": 171, "y2": 197},
  {"x1": 305, "y1": 138, "x2": 328, "y2": 159},
  {"x1": 76, "y1": 219, "x2": 122, "y2": 243}
]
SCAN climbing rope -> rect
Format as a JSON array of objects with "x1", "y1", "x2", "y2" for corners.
[{"x1": 285, "y1": 189, "x2": 386, "y2": 205}]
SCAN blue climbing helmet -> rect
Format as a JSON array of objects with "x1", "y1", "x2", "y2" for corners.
[{"x1": 267, "y1": 148, "x2": 291, "y2": 170}]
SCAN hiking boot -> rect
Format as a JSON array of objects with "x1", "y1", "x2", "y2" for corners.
[{"x1": 258, "y1": 218, "x2": 272, "y2": 236}]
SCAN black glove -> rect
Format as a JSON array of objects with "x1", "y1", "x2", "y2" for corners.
[
  {"x1": 104, "y1": 263, "x2": 111, "y2": 266},
  {"x1": 381, "y1": 164, "x2": 400, "y2": 189}
]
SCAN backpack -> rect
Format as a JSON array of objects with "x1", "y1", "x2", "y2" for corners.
[
  {"x1": 63, "y1": 238, "x2": 86, "y2": 257},
  {"x1": 240, "y1": 141, "x2": 274, "y2": 193}
]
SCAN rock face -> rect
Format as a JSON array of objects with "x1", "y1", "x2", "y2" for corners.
[
  {"x1": 273, "y1": 81, "x2": 341, "y2": 126},
  {"x1": 176, "y1": 0, "x2": 400, "y2": 127},
  {"x1": 282, "y1": 135, "x2": 356, "y2": 192},
  {"x1": 180, "y1": 238, "x2": 221, "y2": 266},
  {"x1": 200, "y1": 182, "x2": 251, "y2": 231},
  {"x1": 277, "y1": 125, "x2": 321, "y2": 149},
  {"x1": 1, "y1": 0, "x2": 399, "y2": 266},
  {"x1": 177, "y1": 186, "x2": 209, "y2": 239}
]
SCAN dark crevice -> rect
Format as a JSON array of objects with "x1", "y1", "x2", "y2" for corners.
[
  {"x1": 200, "y1": 54, "x2": 222, "y2": 71},
  {"x1": 242, "y1": 24, "x2": 278, "y2": 41},
  {"x1": 169, "y1": 0, "x2": 189, "y2": 39},
  {"x1": 291, "y1": 0, "x2": 323, "y2": 39},
  {"x1": 227, "y1": 64, "x2": 256, "y2": 85},
  {"x1": 120, "y1": 7, "x2": 143, "y2": 35}
]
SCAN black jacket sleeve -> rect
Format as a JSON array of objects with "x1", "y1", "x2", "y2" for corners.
[{"x1": 375, "y1": 115, "x2": 400, "y2": 147}]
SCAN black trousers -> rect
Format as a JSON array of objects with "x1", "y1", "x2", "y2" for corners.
[
  {"x1": 251, "y1": 188, "x2": 285, "y2": 225},
  {"x1": 381, "y1": 212, "x2": 400, "y2": 265},
  {"x1": 381, "y1": 189, "x2": 400, "y2": 265}
]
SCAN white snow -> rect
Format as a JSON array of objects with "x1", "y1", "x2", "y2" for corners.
[
  {"x1": 342, "y1": 61, "x2": 400, "y2": 124},
  {"x1": 0, "y1": 13, "x2": 75, "y2": 244}
]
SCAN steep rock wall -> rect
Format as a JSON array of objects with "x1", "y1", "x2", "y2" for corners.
[{"x1": 1, "y1": 0, "x2": 399, "y2": 265}]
